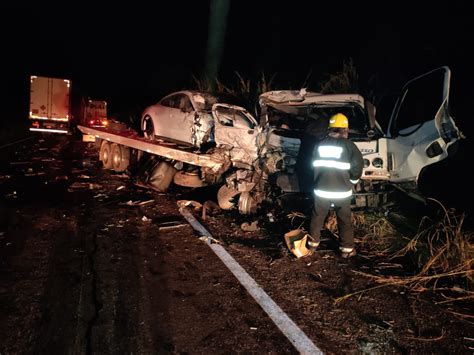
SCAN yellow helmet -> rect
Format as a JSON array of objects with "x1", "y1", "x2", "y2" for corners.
[{"x1": 329, "y1": 113, "x2": 349, "y2": 128}]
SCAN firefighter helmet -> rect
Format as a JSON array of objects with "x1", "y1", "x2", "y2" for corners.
[{"x1": 329, "y1": 113, "x2": 349, "y2": 128}]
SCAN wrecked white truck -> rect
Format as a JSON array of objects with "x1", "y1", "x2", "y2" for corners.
[{"x1": 79, "y1": 66, "x2": 460, "y2": 214}]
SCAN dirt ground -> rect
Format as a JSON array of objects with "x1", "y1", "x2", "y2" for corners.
[{"x1": 0, "y1": 134, "x2": 472, "y2": 354}]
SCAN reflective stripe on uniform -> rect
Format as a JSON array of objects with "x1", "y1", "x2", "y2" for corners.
[
  {"x1": 314, "y1": 189, "x2": 352, "y2": 199},
  {"x1": 318, "y1": 145, "x2": 343, "y2": 159},
  {"x1": 313, "y1": 160, "x2": 350, "y2": 170}
]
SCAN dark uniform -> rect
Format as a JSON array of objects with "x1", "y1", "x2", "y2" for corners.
[{"x1": 309, "y1": 134, "x2": 364, "y2": 252}]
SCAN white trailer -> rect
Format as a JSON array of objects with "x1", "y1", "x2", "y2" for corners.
[{"x1": 29, "y1": 75, "x2": 71, "y2": 134}]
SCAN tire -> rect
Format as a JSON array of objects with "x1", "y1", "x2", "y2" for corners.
[
  {"x1": 142, "y1": 115, "x2": 155, "y2": 140},
  {"x1": 111, "y1": 144, "x2": 130, "y2": 172},
  {"x1": 99, "y1": 141, "x2": 113, "y2": 169}
]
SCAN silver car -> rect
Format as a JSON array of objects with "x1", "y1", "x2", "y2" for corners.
[{"x1": 141, "y1": 90, "x2": 220, "y2": 147}]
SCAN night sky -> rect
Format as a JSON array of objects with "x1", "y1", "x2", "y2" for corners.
[{"x1": 1, "y1": 2, "x2": 473, "y2": 124}]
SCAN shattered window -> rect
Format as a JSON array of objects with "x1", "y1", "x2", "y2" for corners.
[
  {"x1": 193, "y1": 93, "x2": 219, "y2": 111},
  {"x1": 178, "y1": 95, "x2": 194, "y2": 112},
  {"x1": 161, "y1": 95, "x2": 180, "y2": 109},
  {"x1": 216, "y1": 106, "x2": 254, "y2": 129}
]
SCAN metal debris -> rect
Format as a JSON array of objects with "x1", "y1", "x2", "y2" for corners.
[
  {"x1": 202, "y1": 200, "x2": 221, "y2": 220},
  {"x1": 69, "y1": 182, "x2": 102, "y2": 190},
  {"x1": 240, "y1": 220, "x2": 260, "y2": 232},
  {"x1": 158, "y1": 222, "x2": 188, "y2": 231},
  {"x1": 121, "y1": 199, "x2": 155, "y2": 206},
  {"x1": 177, "y1": 200, "x2": 203, "y2": 211}
]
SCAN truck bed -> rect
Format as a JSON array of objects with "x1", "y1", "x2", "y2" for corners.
[{"x1": 77, "y1": 125, "x2": 224, "y2": 169}]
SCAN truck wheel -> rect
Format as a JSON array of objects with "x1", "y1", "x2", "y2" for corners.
[
  {"x1": 148, "y1": 161, "x2": 177, "y2": 192},
  {"x1": 111, "y1": 144, "x2": 130, "y2": 172},
  {"x1": 238, "y1": 191, "x2": 259, "y2": 214},
  {"x1": 99, "y1": 141, "x2": 113, "y2": 169},
  {"x1": 142, "y1": 115, "x2": 155, "y2": 140}
]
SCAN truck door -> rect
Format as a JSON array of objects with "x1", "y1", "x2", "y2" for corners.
[
  {"x1": 386, "y1": 66, "x2": 460, "y2": 184},
  {"x1": 212, "y1": 104, "x2": 260, "y2": 166}
]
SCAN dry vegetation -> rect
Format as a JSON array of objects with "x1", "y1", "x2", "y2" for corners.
[
  {"x1": 286, "y1": 198, "x2": 473, "y2": 307},
  {"x1": 329, "y1": 200, "x2": 474, "y2": 305}
]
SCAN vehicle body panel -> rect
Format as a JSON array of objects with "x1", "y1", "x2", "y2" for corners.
[
  {"x1": 386, "y1": 66, "x2": 460, "y2": 183},
  {"x1": 141, "y1": 91, "x2": 218, "y2": 147}
]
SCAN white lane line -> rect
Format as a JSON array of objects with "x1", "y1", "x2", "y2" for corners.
[{"x1": 179, "y1": 207, "x2": 322, "y2": 355}]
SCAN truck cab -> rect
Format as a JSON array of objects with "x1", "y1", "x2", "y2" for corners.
[
  {"x1": 83, "y1": 99, "x2": 108, "y2": 128},
  {"x1": 211, "y1": 66, "x2": 460, "y2": 210}
]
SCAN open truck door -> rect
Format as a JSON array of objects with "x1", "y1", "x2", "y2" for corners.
[{"x1": 387, "y1": 66, "x2": 460, "y2": 185}]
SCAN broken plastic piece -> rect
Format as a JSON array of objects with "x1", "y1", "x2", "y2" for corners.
[
  {"x1": 177, "y1": 199, "x2": 203, "y2": 211},
  {"x1": 284, "y1": 229, "x2": 313, "y2": 258},
  {"x1": 240, "y1": 220, "x2": 259, "y2": 232}
]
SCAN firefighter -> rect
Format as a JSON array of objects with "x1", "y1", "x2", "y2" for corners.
[{"x1": 307, "y1": 113, "x2": 363, "y2": 258}]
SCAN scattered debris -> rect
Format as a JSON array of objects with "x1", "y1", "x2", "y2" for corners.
[
  {"x1": 116, "y1": 185, "x2": 125, "y2": 191},
  {"x1": 240, "y1": 220, "x2": 260, "y2": 232},
  {"x1": 0, "y1": 175, "x2": 11, "y2": 182},
  {"x1": 93, "y1": 193, "x2": 108, "y2": 199},
  {"x1": 284, "y1": 229, "x2": 313, "y2": 258},
  {"x1": 6, "y1": 191, "x2": 17, "y2": 199},
  {"x1": 121, "y1": 199, "x2": 155, "y2": 206},
  {"x1": 158, "y1": 221, "x2": 188, "y2": 231},
  {"x1": 111, "y1": 173, "x2": 130, "y2": 179},
  {"x1": 202, "y1": 200, "x2": 221, "y2": 220},
  {"x1": 25, "y1": 172, "x2": 46, "y2": 177},
  {"x1": 78, "y1": 174, "x2": 91, "y2": 179},
  {"x1": 142, "y1": 216, "x2": 151, "y2": 222},
  {"x1": 69, "y1": 182, "x2": 102, "y2": 190},
  {"x1": 177, "y1": 200, "x2": 203, "y2": 211},
  {"x1": 55, "y1": 175, "x2": 69, "y2": 181}
]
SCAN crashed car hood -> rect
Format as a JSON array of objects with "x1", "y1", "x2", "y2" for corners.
[{"x1": 259, "y1": 90, "x2": 365, "y2": 114}]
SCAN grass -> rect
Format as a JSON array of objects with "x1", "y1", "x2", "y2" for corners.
[{"x1": 334, "y1": 199, "x2": 474, "y2": 304}]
